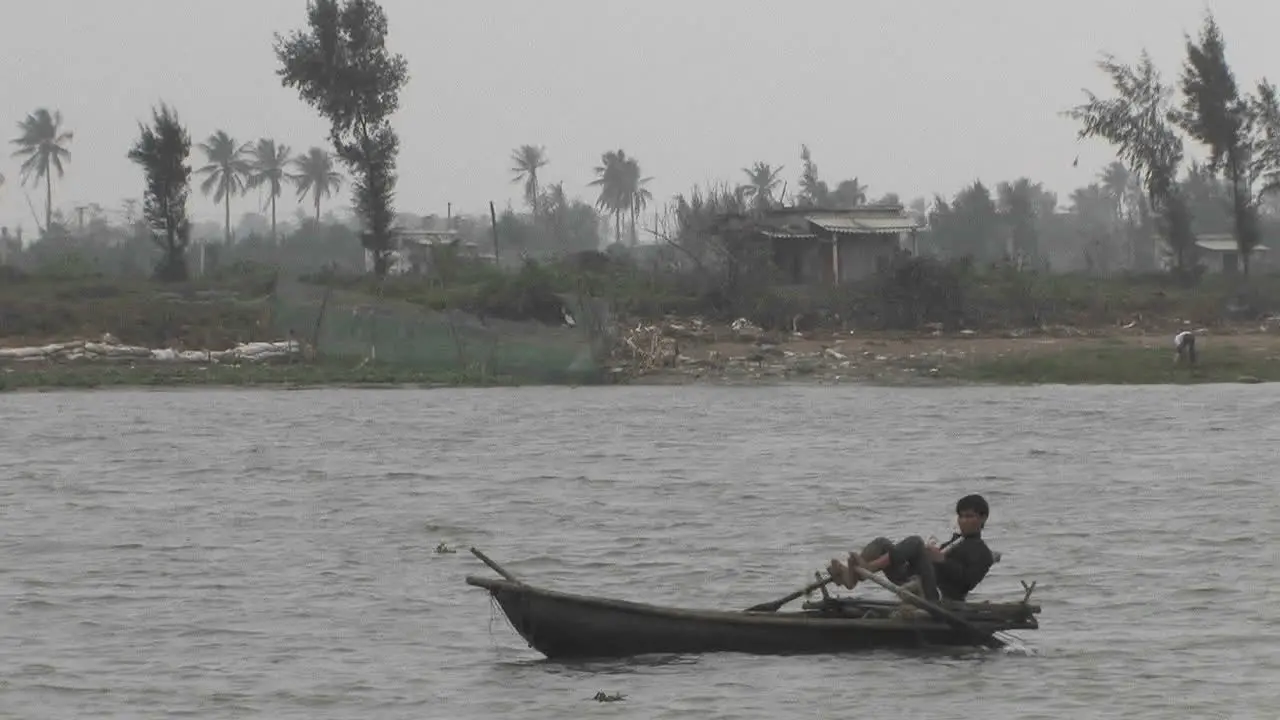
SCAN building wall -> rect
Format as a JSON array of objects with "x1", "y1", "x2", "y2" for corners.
[
  {"x1": 770, "y1": 239, "x2": 825, "y2": 284},
  {"x1": 836, "y1": 235, "x2": 897, "y2": 282}
]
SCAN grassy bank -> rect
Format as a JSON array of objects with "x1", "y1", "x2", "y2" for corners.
[
  {"x1": 4, "y1": 257, "x2": 1280, "y2": 390},
  {"x1": 0, "y1": 270, "x2": 274, "y2": 348},
  {"x1": 943, "y1": 341, "x2": 1280, "y2": 385},
  {"x1": 0, "y1": 360, "x2": 610, "y2": 393},
  {"x1": 9, "y1": 258, "x2": 1280, "y2": 346}
]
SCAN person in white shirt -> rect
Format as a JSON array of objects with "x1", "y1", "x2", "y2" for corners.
[{"x1": 1175, "y1": 330, "x2": 1196, "y2": 365}]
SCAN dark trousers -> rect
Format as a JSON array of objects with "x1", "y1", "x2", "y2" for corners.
[{"x1": 860, "y1": 535, "x2": 940, "y2": 601}]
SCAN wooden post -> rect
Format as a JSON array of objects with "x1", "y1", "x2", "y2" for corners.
[
  {"x1": 489, "y1": 201, "x2": 500, "y2": 266},
  {"x1": 831, "y1": 237, "x2": 840, "y2": 284}
]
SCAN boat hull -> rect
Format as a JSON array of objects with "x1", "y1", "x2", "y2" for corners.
[{"x1": 466, "y1": 576, "x2": 1038, "y2": 659}]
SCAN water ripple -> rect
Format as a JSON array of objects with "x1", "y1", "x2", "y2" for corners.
[{"x1": 1, "y1": 384, "x2": 1278, "y2": 718}]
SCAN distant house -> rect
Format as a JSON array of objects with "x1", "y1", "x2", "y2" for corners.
[
  {"x1": 1194, "y1": 234, "x2": 1269, "y2": 275},
  {"x1": 367, "y1": 229, "x2": 496, "y2": 275},
  {"x1": 714, "y1": 205, "x2": 922, "y2": 284}
]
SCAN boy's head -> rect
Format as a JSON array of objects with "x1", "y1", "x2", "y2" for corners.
[{"x1": 955, "y1": 494, "x2": 989, "y2": 534}]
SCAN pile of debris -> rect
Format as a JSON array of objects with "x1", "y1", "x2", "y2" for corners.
[
  {"x1": 611, "y1": 316, "x2": 719, "y2": 371},
  {"x1": 0, "y1": 334, "x2": 303, "y2": 365},
  {"x1": 614, "y1": 323, "x2": 681, "y2": 371}
]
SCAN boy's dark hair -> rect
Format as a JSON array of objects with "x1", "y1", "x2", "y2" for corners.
[{"x1": 956, "y1": 494, "x2": 989, "y2": 517}]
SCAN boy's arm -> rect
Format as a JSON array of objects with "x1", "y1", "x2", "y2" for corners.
[{"x1": 934, "y1": 544, "x2": 992, "y2": 589}]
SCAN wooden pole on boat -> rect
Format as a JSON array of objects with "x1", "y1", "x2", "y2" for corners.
[
  {"x1": 470, "y1": 547, "x2": 522, "y2": 584},
  {"x1": 847, "y1": 564, "x2": 1005, "y2": 649},
  {"x1": 744, "y1": 574, "x2": 837, "y2": 613}
]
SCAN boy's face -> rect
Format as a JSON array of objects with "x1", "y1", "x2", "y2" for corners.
[{"x1": 956, "y1": 509, "x2": 985, "y2": 535}]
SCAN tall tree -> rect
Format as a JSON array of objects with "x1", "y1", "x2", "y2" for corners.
[
  {"x1": 247, "y1": 138, "x2": 292, "y2": 242},
  {"x1": 1177, "y1": 13, "x2": 1261, "y2": 274},
  {"x1": 1066, "y1": 50, "x2": 1196, "y2": 276},
  {"x1": 590, "y1": 149, "x2": 631, "y2": 244},
  {"x1": 1098, "y1": 161, "x2": 1150, "y2": 268},
  {"x1": 127, "y1": 103, "x2": 193, "y2": 282},
  {"x1": 1069, "y1": 183, "x2": 1124, "y2": 273},
  {"x1": 290, "y1": 146, "x2": 344, "y2": 224},
  {"x1": 946, "y1": 181, "x2": 1002, "y2": 262},
  {"x1": 829, "y1": 178, "x2": 868, "y2": 207},
  {"x1": 1250, "y1": 80, "x2": 1280, "y2": 202},
  {"x1": 797, "y1": 144, "x2": 829, "y2": 207},
  {"x1": 274, "y1": 0, "x2": 410, "y2": 277},
  {"x1": 10, "y1": 108, "x2": 73, "y2": 235},
  {"x1": 996, "y1": 178, "x2": 1047, "y2": 265},
  {"x1": 1099, "y1": 162, "x2": 1131, "y2": 218},
  {"x1": 196, "y1": 131, "x2": 251, "y2": 246},
  {"x1": 1181, "y1": 161, "x2": 1233, "y2": 235},
  {"x1": 740, "y1": 162, "x2": 784, "y2": 213},
  {"x1": 510, "y1": 144, "x2": 548, "y2": 218},
  {"x1": 536, "y1": 182, "x2": 603, "y2": 253},
  {"x1": 624, "y1": 156, "x2": 652, "y2": 246}
]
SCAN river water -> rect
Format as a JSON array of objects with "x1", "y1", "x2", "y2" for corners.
[{"x1": 0, "y1": 384, "x2": 1276, "y2": 719}]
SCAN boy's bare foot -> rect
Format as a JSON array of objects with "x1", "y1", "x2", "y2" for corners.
[
  {"x1": 827, "y1": 558, "x2": 851, "y2": 589},
  {"x1": 845, "y1": 552, "x2": 864, "y2": 588}
]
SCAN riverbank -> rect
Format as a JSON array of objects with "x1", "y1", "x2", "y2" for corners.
[
  {"x1": 4, "y1": 271, "x2": 1280, "y2": 390},
  {"x1": 612, "y1": 317, "x2": 1280, "y2": 386},
  {"x1": 5, "y1": 325, "x2": 1279, "y2": 391}
]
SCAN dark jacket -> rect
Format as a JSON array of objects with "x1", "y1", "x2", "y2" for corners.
[{"x1": 933, "y1": 533, "x2": 993, "y2": 601}]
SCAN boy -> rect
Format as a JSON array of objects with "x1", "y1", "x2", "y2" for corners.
[{"x1": 828, "y1": 494, "x2": 994, "y2": 603}]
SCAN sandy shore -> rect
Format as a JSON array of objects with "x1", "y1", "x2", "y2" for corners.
[{"x1": 614, "y1": 318, "x2": 1280, "y2": 385}]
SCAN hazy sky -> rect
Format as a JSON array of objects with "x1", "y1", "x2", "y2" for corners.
[{"x1": 3, "y1": 0, "x2": 1279, "y2": 232}]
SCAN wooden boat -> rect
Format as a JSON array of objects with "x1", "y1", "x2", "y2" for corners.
[{"x1": 465, "y1": 559, "x2": 1040, "y2": 659}]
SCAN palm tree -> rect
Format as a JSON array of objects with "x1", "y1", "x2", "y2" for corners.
[
  {"x1": 10, "y1": 108, "x2": 73, "y2": 235},
  {"x1": 590, "y1": 149, "x2": 632, "y2": 244},
  {"x1": 289, "y1": 147, "x2": 344, "y2": 225},
  {"x1": 798, "y1": 145, "x2": 829, "y2": 207},
  {"x1": 740, "y1": 162, "x2": 784, "y2": 213},
  {"x1": 1099, "y1": 162, "x2": 1133, "y2": 222},
  {"x1": 510, "y1": 144, "x2": 549, "y2": 218},
  {"x1": 830, "y1": 178, "x2": 868, "y2": 208},
  {"x1": 624, "y1": 157, "x2": 652, "y2": 246},
  {"x1": 540, "y1": 181, "x2": 570, "y2": 238},
  {"x1": 196, "y1": 131, "x2": 251, "y2": 246},
  {"x1": 246, "y1": 139, "x2": 292, "y2": 242}
]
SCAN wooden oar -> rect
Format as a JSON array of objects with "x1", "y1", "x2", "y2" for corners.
[
  {"x1": 470, "y1": 547, "x2": 522, "y2": 584},
  {"x1": 745, "y1": 573, "x2": 837, "y2": 613},
  {"x1": 847, "y1": 564, "x2": 1005, "y2": 649}
]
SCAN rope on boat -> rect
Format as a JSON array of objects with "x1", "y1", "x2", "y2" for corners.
[
  {"x1": 485, "y1": 592, "x2": 525, "y2": 653},
  {"x1": 486, "y1": 593, "x2": 503, "y2": 649}
]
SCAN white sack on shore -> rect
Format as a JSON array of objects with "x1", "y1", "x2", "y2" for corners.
[{"x1": 0, "y1": 337, "x2": 303, "y2": 364}]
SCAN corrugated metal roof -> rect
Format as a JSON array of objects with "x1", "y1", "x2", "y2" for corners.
[
  {"x1": 761, "y1": 231, "x2": 816, "y2": 239},
  {"x1": 806, "y1": 213, "x2": 921, "y2": 235},
  {"x1": 1195, "y1": 239, "x2": 1269, "y2": 253}
]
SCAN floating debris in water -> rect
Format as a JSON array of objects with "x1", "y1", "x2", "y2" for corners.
[
  {"x1": 435, "y1": 542, "x2": 457, "y2": 554},
  {"x1": 593, "y1": 691, "x2": 626, "y2": 703}
]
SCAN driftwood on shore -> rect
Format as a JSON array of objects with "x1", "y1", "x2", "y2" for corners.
[{"x1": 0, "y1": 336, "x2": 303, "y2": 364}]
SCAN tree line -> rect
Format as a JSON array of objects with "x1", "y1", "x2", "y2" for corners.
[
  {"x1": 1068, "y1": 10, "x2": 1280, "y2": 277},
  {"x1": 4, "y1": 3, "x2": 1277, "y2": 284},
  {"x1": 8, "y1": 110, "x2": 346, "y2": 241}
]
